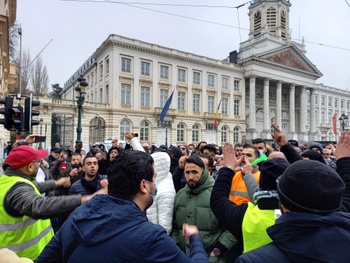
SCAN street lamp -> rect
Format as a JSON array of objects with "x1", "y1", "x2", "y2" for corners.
[
  {"x1": 339, "y1": 113, "x2": 348, "y2": 131},
  {"x1": 157, "y1": 120, "x2": 172, "y2": 147},
  {"x1": 75, "y1": 75, "x2": 88, "y2": 152},
  {"x1": 38, "y1": 118, "x2": 43, "y2": 149}
]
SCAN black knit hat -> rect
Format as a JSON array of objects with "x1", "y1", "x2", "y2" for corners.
[
  {"x1": 301, "y1": 150, "x2": 327, "y2": 164},
  {"x1": 277, "y1": 160, "x2": 345, "y2": 215},
  {"x1": 259, "y1": 158, "x2": 289, "y2": 190}
]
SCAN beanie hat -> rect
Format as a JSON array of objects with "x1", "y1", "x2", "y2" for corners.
[
  {"x1": 308, "y1": 142, "x2": 323, "y2": 153},
  {"x1": 277, "y1": 160, "x2": 345, "y2": 215},
  {"x1": 259, "y1": 158, "x2": 289, "y2": 190},
  {"x1": 301, "y1": 150, "x2": 327, "y2": 164}
]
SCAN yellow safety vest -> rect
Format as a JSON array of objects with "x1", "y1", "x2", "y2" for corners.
[
  {"x1": 0, "y1": 174, "x2": 54, "y2": 260},
  {"x1": 242, "y1": 202, "x2": 276, "y2": 253}
]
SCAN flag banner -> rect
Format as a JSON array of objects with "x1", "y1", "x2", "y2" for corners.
[
  {"x1": 214, "y1": 99, "x2": 222, "y2": 127},
  {"x1": 160, "y1": 88, "x2": 175, "y2": 122},
  {"x1": 332, "y1": 113, "x2": 337, "y2": 134}
]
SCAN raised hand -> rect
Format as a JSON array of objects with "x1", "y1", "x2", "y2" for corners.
[
  {"x1": 222, "y1": 142, "x2": 242, "y2": 170},
  {"x1": 271, "y1": 124, "x2": 287, "y2": 147},
  {"x1": 334, "y1": 131, "x2": 350, "y2": 160}
]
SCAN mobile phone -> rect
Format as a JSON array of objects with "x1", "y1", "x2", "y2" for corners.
[
  {"x1": 134, "y1": 133, "x2": 138, "y2": 137},
  {"x1": 34, "y1": 136, "x2": 46, "y2": 142}
]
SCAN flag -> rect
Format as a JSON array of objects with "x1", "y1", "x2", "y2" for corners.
[
  {"x1": 214, "y1": 99, "x2": 222, "y2": 127},
  {"x1": 332, "y1": 113, "x2": 337, "y2": 134},
  {"x1": 160, "y1": 88, "x2": 175, "y2": 122}
]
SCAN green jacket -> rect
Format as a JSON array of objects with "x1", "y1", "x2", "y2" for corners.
[{"x1": 171, "y1": 169, "x2": 237, "y2": 262}]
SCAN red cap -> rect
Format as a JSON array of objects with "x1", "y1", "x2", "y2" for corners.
[{"x1": 6, "y1": 145, "x2": 48, "y2": 169}]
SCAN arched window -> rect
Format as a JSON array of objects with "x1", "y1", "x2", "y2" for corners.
[
  {"x1": 89, "y1": 117, "x2": 106, "y2": 145},
  {"x1": 120, "y1": 119, "x2": 131, "y2": 139},
  {"x1": 140, "y1": 121, "x2": 150, "y2": 141},
  {"x1": 221, "y1": 126, "x2": 228, "y2": 144},
  {"x1": 192, "y1": 124, "x2": 200, "y2": 143},
  {"x1": 177, "y1": 123, "x2": 185, "y2": 142}
]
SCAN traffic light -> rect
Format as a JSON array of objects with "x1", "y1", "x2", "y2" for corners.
[
  {"x1": 8, "y1": 105, "x2": 23, "y2": 131},
  {"x1": 24, "y1": 97, "x2": 40, "y2": 131},
  {"x1": 0, "y1": 96, "x2": 13, "y2": 130}
]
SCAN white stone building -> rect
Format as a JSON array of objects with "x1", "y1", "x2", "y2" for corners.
[
  {"x1": 62, "y1": 36, "x2": 246, "y2": 147},
  {"x1": 58, "y1": 0, "x2": 350, "y2": 148}
]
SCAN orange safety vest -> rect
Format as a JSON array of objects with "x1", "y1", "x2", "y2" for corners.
[{"x1": 229, "y1": 170, "x2": 260, "y2": 205}]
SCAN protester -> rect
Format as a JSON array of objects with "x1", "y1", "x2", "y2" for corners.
[
  {"x1": 49, "y1": 147, "x2": 72, "y2": 180},
  {"x1": 229, "y1": 144, "x2": 260, "y2": 204},
  {"x1": 0, "y1": 142, "x2": 106, "y2": 260},
  {"x1": 37, "y1": 150, "x2": 208, "y2": 263},
  {"x1": 235, "y1": 131, "x2": 350, "y2": 262},
  {"x1": 211, "y1": 142, "x2": 289, "y2": 260},
  {"x1": 234, "y1": 143, "x2": 244, "y2": 158},
  {"x1": 146, "y1": 151, "x2": 176, "y2": 235},
  {"x1": 69, "y1": 155, "x2": 107, "y2": 196},
  {"x1": 252, "y1": 138, "x2": 269, "y2": 156},
  {"x1": 171, "y1": 155, "x2": 237, "y2": 262}
]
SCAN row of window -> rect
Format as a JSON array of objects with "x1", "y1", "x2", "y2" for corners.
[
  {"x1": 122, "y1": 84, "x2": 240, "y2": 115},
  {"x1": 119, "y1": 120, "x2": 241, "y2": 144},
  {"x1": 315, "y1": 95, "x2": 350, "y2": 109},
  {"x1": 307, "y1": 110, "x2": 349, "y2": 124},
  {"x1": 119, "y1": 57, "x2": 240, "y2": 90}
]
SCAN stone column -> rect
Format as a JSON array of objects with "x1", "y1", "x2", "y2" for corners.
[
  {"x1": 263, "y1": 78, "x2": 270, "y2": 132},
  {"x1": 248, "y1": 76, "x2": 257, "y2": 139},
  {"x1": 310, "y1": 88, "x2": 316, "y2": 134},
  {"x1": 276, "y1": 81, "x2": 282, "y2": 129},
  {"x1": 300, "y1": 86, "x2": 307, "y2": 134},
  {"x1": 289, "y1": 84, "x2": 296, "y2": 136}
]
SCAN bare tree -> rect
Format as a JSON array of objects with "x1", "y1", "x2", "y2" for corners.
[
  {"x1": 31, "y1": 55, "x2": 49, "y2": 96},
  {"x1": 19, "y1": 49, "x2": 33, "y2": 95},
  {"x1": 9, "y1": 22, "x2": 20, "y2": 63}
]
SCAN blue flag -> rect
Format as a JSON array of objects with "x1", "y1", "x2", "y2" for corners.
[{"x1": 160, "y1": 89, "x2": 175, "y2": 122}]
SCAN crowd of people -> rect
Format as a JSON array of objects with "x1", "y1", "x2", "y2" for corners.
[{"x1": 1, "y1": 126, "x2": 350, "y2": 262}]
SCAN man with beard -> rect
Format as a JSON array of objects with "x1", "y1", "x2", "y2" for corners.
[
  {"x1": 37, "y1": 150, "x2": 208, "y2": 263},
  {"x1": 171, "y1": 155, "x2": 237, "y2": 262},
  {"x1": 0, "y1": 145, "x2": 106, "y2": 261},
  {"x1": 229, "y1": 145, "x2": 261, "y2": 205},
  {"x1": 235, "y1": 131, "x2": 350, "y2": 262},
  {"x1": 69, "y1": 155, "x2": 107, "y2": 196}
]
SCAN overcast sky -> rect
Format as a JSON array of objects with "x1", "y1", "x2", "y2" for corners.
[{"x1": 17, "y1": 0, "x2": 350, "y2": 91}]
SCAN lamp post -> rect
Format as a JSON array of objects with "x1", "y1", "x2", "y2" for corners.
[
  {"x1": 38, "y1": 118, "x2": 43, "y2": 149},
  {"x1": 339, "y1": 113, "x2": 349, "y2": 131},
  {"x1": 75, "y1": 75, "x2": 88, "y2": 152},
  {"x1": 157, "y1": 120, "x2": 172, "y2": 147}
]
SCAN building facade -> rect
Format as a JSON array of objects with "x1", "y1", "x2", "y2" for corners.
[
  {"x1": 62, "y1": 35, "x2": 247, "y2": 147},
  {"x1": 2, "y1": 0, "x2": 348, "y2": 152}
]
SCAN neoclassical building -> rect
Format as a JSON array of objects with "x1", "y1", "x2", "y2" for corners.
[
  {"x1": 54, "y1": 0, "x2": 350, "y2": 147},
  {"x1": 62, "y1": 36, "x2": 246, "y2": 147}
]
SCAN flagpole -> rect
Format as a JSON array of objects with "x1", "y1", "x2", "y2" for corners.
[{"x1": 165, "y1": 126, "x2": 168, "y2": 147}]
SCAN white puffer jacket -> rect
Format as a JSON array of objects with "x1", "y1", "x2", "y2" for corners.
[{"x1": 147, "y1": 151, "x2": 176, "y2": 235}]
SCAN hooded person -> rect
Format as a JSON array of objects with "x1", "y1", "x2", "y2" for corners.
[
  {"x1": 211, "y1": 145, "x2": 289, "y2": 260},
  {"x1": 236, "y1": 159, "x2": 350, "y2": 263},
  {"x1": 308, "y1": 142, "x2": 323, "y2": 153},
  {"x1": 146, "y1": 151, "x2": 176, "y2": 235},
  {"x1": 301, "y1": 149, "x2": 327, "y2": 164}
]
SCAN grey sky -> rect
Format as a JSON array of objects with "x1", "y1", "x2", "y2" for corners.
[{"x1": 17, "y1": 0, "x2": 350, "y2": 90}]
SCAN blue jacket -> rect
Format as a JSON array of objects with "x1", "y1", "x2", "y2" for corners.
[
  {"x1": 69, "y1": 174, "x2": 106, "y2": 196},
  {"x1": 236, "y1": 211, "x2": 350, "y2": 263},
  {"x1": 37, "y1": 194, "x2": 208, "y2": 263}
]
